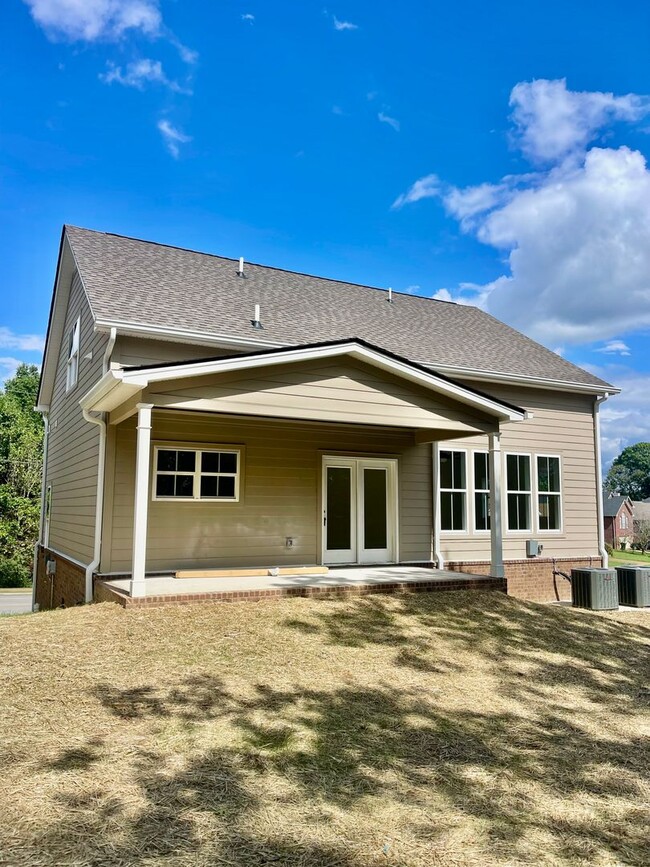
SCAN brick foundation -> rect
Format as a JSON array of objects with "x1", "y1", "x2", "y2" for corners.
[
  {"x1": 34, "y1": 547, "x2": 86, "y2": 611},
  {"x1": 95, "y1": 574, "x2": 507, "y2": 609},
  {"x1": 446, "y1": 557, "x2": 603, "y2": 603}
]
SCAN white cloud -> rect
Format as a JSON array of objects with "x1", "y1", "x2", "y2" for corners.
[
  {"x1": 596, "y1": 340, "x2": 631, "y2": 356},
  {"x1": 460, "y1": 146, "x2": 650, "y2": 344},
  {"x1": 378, "y1": 111, "x2": 400, "y2": 132},
  {"x1": 242, "y1": 13, "x2": 255, "y2": 23},
  {"x1": 22, "y1": 0, "x2": 161, "y2": 42},
  {"x1": 331, "y1": 105, "x2": 344, "y2": 116},
  {"x1": 23, "y1": 1, "x2": 197, "y2": 64},
  {"x1": 431, "y1": 288, "x2": 453, "y2": 302},
  {"x1": 392, "y1": 173, "x2": 440, "y2": 209},
  {"x1": 157, "y1": 119, "x2": 191, "y2": 158},
  {"x1": 0, "y1": 357, "x2": 25, "y2": 382},
  {"x1": 100, "y1": 58, "x2": 190, "y2": 93},
  {"x1": 403, "y1": 285, "x2": 421, "y2": 294},
  {"x1": 509, "y1": 78, "x2": 649, "y2": 164},
  {"x1": 0, "y1": 327, "x2": 45, "y2": 352},
  {"x1": 333, "y1": 16, "x2": 358, "y2": 31},
  {"x1": 394, "y1": 80, "x2": 650, "y2": 346}
]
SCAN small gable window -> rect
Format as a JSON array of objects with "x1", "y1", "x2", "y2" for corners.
[{"x1": 66, "y1": 317, "x2": 80, "y2": 392}]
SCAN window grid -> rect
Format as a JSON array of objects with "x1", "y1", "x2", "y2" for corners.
[
  {"x1": 439, "y1": 449, "x2": 467, "y2": 532},
  {"x1": 506, "y1": 453, "x2": 532, "y2": 531},
  {"x1": 536, "y1": 455, "x2": 562, "y2": 532},
  {"x1": 473, "y1": 451, "x2": 490, "y2": 532},
  {"x1": 66, "y1": 317, "x2": 80, "y2": 392},
  {"x1": 153, "y1": 447, "x2": 240, "y2": 501}
]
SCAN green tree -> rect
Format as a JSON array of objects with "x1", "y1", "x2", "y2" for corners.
[
  {"x1": 604, "y1": 443, "x2": 650, "y2": 500},
  {"x1": 0, "y1": 364, "x2": 43, "y2": 587}
]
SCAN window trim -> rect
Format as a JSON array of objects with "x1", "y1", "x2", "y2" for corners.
[
  {"x1": 44, "y1": 484, "x2": 52, "y2": 547},
  {"x1": 472, "y1": 449, "x2": 491, "y2": 534},
  {"x1": 505, "y1": 451, "x2": 533, "y2": 534},
  {"x1": 65, "y1": 316, "x2": 80, "y2": 393},
  {"x1": 534, "y1": 453, "x2": 563, "y2": 534},
  {"x1": 439, "y1": 448, "x2": 468, "y2": 534},
  {"x1": 151, "y1": 444, "x2": 242, "y2": 503}
]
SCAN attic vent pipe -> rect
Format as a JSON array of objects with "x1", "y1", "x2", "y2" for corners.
[
  {"x1": 387, "y1": 287, "x2": 393, "y2": 303},
  {"x1": 251, "y1": 304, "x2": 263, "y2": 329},
  {"x1": 238, "y1": 256, "x2": 245, "y2": 277}
]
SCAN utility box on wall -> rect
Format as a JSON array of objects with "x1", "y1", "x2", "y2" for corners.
[
  {"x1": 571, "y1": 568, "x2": 618, "y2": 611},
  {"x1": 526, "y1": 540, "x2": 544, "y2": 557},
  {"x1": 616, "y1": 566, "x2": 650, "y2": 608}
]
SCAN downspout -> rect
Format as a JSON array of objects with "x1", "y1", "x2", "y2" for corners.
[
  {"x1": 32, "y1": 413, "x2": 50, "y2": 611},
  {"x1": 82, "y1": 327, "x2": 117, "y2": 603},
  {"x1": 594, "y1": 392, "x2": 610, "y2": 568},
  {"x1": 431, "y1": 442, "x2": 444, "y2": 570}
]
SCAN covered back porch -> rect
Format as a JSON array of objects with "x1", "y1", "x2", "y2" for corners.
[{"x1": 81, "y1": 339, "x2": 527, "y2": 599}]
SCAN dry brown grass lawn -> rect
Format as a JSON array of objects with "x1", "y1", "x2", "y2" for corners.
[{"x1": 1, "y1": 592, "x2": 649, "y2": 867}]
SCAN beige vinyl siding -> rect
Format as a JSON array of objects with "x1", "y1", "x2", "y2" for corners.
[
  {"x1": 143, "y1": 359, "x2": 495, "y2": 434},
  {"x1": 45, "y1": 272, "x2": 108, "y2": 563},
  {"x1": 438, "y1": 384, "x2": 599, "y2": 562},
  {"x1": 113, "y1": 336, "x2": 242, "y2": 368},
  {"x1": 104, "y1": 410, "x2": 433, "y2": 573}
]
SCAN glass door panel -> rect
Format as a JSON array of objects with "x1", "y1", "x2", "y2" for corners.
[
  {"x1": 324, "y1": 464, "x2": 356, "y2": 563},
  {"x1": 363, "y1": 468, "x2": 388, "y2": 551}
]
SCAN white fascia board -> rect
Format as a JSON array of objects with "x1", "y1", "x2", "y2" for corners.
[
  {"x1": 119, "y1": 341, "x2": 526, "y2": 422},
  {"x1": 37, "y1": 237, "x2": 77, "y2": 411},
  {"x1": 79, "y1": 369, "x2": 147, "y2": 413},
  {"x1": 421, "y1": 361, "x2": 619, "y2": 396},
  {"x1": 94, "y1": 319, "x2": 288, "y2": 352}
]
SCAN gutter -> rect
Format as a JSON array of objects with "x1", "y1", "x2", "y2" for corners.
[
  {"x1": 81, "y1": 327, "x2": 117, "y2": 603},
  {"x1": 594, "y1": 392, "x2": 610, "y2": 568},
  {"x1": 32, "y1": 413, "x2": 49, "y2": 611}
]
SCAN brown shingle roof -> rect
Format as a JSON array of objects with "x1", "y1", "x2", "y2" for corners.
[{"x1": 65, "y1": 225, "x2": 612, "y2": 390}]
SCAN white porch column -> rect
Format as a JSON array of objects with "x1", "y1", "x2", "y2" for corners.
[
  {"x1": 431, "y1": 442, "x2": 444, "y2": 570},
  {"x1": 489, "y1": 430, "x2": 504, "y2": 579},
  {"x1": 131, "y1": 403, "x2": 153, "y2": 598}
]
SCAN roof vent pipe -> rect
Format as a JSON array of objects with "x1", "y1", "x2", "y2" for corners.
[
  {"x1": 387, "y1": 287, "x2": 393, "y2": 303},
  {"x1": 251, "y1": 304, "x2": 263, "y2": 329},
  {"x1": 238, "y1": 257, "x2": 245, "y2": 277}
]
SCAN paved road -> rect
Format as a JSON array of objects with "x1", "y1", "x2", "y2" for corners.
[{"x1": 0, "y1": 592, "x2": 32, "y2": 615}]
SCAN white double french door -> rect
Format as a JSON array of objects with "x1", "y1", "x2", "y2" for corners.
[{"x1": 322, "y1": 457, "x2": 398, "y2": 565}]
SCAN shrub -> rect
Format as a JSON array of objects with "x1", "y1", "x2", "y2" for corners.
[
  {"x1": 0, "y1": 557, "x2": 31, "y2": 588},
  {"x1": 605, "y1": 543, "x2": 614, "y2": 557}
]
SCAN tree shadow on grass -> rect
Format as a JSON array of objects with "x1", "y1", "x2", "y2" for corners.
[{"x1": 32, "y1": 594, "x2": 650, "y2": 866}]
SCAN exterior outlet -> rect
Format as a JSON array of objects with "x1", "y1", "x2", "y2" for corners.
[{"x1": 285, "y1": 537, "x2": 295, "y2": 548}]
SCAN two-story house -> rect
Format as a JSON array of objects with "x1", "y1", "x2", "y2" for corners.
[{"x1": 33, "y1": 226, "x2": 618, "y2": 609}]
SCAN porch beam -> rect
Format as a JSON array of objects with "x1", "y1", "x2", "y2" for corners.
[
  {"x1": 130, "y1": 403, "x2": 153, "y2": 598},
  {"x1": 489, "y1": 431, "x2": 504, "y2": 579}
]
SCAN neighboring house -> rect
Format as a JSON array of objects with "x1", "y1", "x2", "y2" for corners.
[
  {"x1": 33, "y1": 226, "x2": 619, "y2": 609},
  {"x1": 603, "y1": 495, "x2": 634, "y2": 549},
  {"x1": 632, "y1": 499, "x2": 650, "y2": 522}
]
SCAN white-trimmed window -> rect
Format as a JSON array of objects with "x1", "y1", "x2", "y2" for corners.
[
  {"x1": 620, "y1": 512, "x2": 628, "y2": 530},
  {"x1": 66, "y1": 317, "x2": 80, "y2": 391},
  {"x1": 44, "y1": 485, "x2": 52, "y2": 547},
  {"x1": 537, "y1": 455, "x2": 562, "y2": 531},
  {"x1": 506, "y1": 453, "x2": 531, "y2": 531},
  {"x1": 473, "y1": 451, "x2": 490, "y2": 531},
  {"x1": 440, "y1": 449, "x2": 467, "y2": 531},
  {"x1": 153, "y1": 447, "x2": 240, "y2": 501}
]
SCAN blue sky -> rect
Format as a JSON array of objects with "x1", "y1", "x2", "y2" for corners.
[{"x1": 1, "y1": 1, "x2": 650, "y2": 464}]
